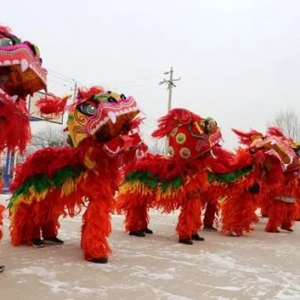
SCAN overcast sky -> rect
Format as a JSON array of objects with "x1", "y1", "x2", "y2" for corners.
[{"x1": 2, "y1": 0, "x2": 300, "y2": 150}]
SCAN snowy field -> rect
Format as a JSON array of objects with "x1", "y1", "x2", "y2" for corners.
[{"x1": 1, "y1": 195, "x2": 300, "y2": 300}]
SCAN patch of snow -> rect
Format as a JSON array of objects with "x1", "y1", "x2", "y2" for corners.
[
  {"x1": 40, "y1": 279, "x2": 70, "y2": 294},
  {"x1": 131, "y1": 265, "x2": 174, "y2": 280},
  {"x1": 201, "y1": 284, "x2": 244, "y2": 291},
  {"x1": 11, "y1": 266, "x2": 56, "y2": 278}
]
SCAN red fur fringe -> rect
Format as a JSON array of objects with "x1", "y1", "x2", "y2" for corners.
[
  {"x1": 0, "y1": 204, "x2": 4, "y2": 240},
  {"x1": 232, "y1": 128, "x2": 264, "y2": 146},
  {"x1": 265, "y1": 200, "x2": 296, "y2": 232},
  {"x1": 209, "y1": 148, "x2": 261, "y2": 236},
  {"x1": 0, "y1": 97, "x2": 31, "y2": 154},
  {"x1": 35, "y1": 94, "x2": 70, "y2": 116},
  {"x1": 10, "y1": 137, "x2": 125, "y2": 261},
  {"x1": 176, "y1": 199, "x2": 202, "y2": 239},
  {"x1": 0, "y1": 25, "x2": 12, "y2": 34},
  {"x1": 80, "y1": 171, "x2": 114, "y2": 260},
  {"x1": 10, "y1": 146, "x2": 83, "y2": 192},
  {"x1": 221, "y1": 191, "x2": 258, "y2": 236},
  {"x1": 117, "y1": 153, "x2": 209, "y2": 237},
  {"x1": 152, "y1": 108, "x2": 201, "y2": 138},
  {"x1": 295, "y1": 199, "x2": 300, "y2": 221},
  {"x1": 266, "y1": 127, "x2": 286, "y2": 139},
  {"x1": 75, "y1": 86, "x2": 105, "y2": 104}
]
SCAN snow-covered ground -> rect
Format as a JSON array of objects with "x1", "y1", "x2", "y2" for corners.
[{"x1": 1, "y1": 194, "x2": 300, "y2": 300}]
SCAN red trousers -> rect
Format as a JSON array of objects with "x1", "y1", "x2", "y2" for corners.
[
  {"x1": 32, "y1": 221, "x2": 57, "y2": 240},
  {"x1": 203, "y1": 202, "x2": 218, "y2": 227}
]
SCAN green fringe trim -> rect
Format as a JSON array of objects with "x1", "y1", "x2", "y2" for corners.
[
  {"x1": 207, "y1": 166, "x2": 254, "y2": 184},
  {"x1": 125, "y1": 171, "x2": 183, "y2": 191},
  {"x1": 9, "y1": 165, "x2": 85, "y2": 208},
  {"x1": 126, "y1": 165, "x2": 253, "y2": 191},
  {"x1": 161, "y1": 176, "x2": 182, "y2": 192}
]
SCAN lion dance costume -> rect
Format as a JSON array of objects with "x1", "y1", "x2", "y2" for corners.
[
  {"x1": 116, "y1": 108, "x2": 223, "y2": 245},
  {"x1": 219, "y1": 127, "x2": 300, "y2": 236},
  {"x1": 251, "y1": 127, "x2": 300, "y2": 233},
  {"x1": 0, "y1": 24, "x2": 46, "y2": 272},
  {"x1": 9, "y1": 86, "x2": 146, "y2": 263}
]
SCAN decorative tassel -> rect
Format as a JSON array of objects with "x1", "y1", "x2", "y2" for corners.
[{"x1": 35, "y1": 93, "x2": 71, "y2": 116}]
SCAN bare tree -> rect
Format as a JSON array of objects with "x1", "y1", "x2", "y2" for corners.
[
  {"x1": 149, "y1": 139, "x2": 165, "y2": 155},
  {"x1": 9, "y1": 127, "x2": 68, "y2": 174},
  {"x1": 22, "y1": 126, "x2": 68, "y2": 159},
  {"x1": 270, "y1": 108, "x2": 300, "y2": 141}
]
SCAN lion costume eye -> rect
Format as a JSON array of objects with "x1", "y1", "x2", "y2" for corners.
[
  {"x1": 78, "y1": 102, "x2": 97, "y2": 116},
  {"x1": 0, "y1": 38, "x2": 13, "y2": 46}
]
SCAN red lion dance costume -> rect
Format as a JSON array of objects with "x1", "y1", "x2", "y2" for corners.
[
  {"x1": 252, "y1": 127, "x2": 300, "y2": 233},
  {"x1": 116, "y1": 108, "x2": 223, "y2": 245},
  {"x1": 0, "y1": 24, "x2": 47, "y2": 272},
  {"x1": 9, "y1": 86, "x2": 146, "y2": 263},
  {"x1": 220, "y1": 127, "x2": 300, "y2": 236}
]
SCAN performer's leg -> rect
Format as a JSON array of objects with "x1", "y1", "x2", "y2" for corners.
[
  {"x1": 281, "y1": 203, "x2": 296, "y2": 232},
  {"x1": 177, "y1": 199, "x2": 201, "y2": 245},
  {"x1": 265, "y1": 200, "x2": 285, "y2": 233},
  {"x1": 42, "y1": 220, "x2": 64, "y2": 244},
  {"x1": 32, "y1": 225, "x2": 44, "y2": 248},
  {"x1": 203, "y1": 202, "x2": 218, "y2": 231},
  {"x1": 252, "y1": 213, "x2": 259, "y2": 223},
  {"x1": 139, "y1": 203, "x2": 153, "y2": 234},
  {"x1": 125, "y1": 201, "x2": 149, "y2": 237},
  {"x1": 294, "y1": 199, "x2": 300, "y2": 221},
  {"x1": 261, "y1": 203, "x2": 271, "y2": 218},
  {"x1": 81, "y1": 199, "x2": 112, "y2": 264},
  {"x1": 10, "y1": 204, "x2": 34, "y2": 246},
  {"x1": 221, "y1": 196, "x2": 241, "y2": 236},
  {"x1": 191, "y1": 199, "x2": 205, "y2": 241},
  {"x1": 221, "y1": 191, "x2": 256, "y2": 237}
]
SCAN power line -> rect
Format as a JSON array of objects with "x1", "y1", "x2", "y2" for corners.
[
  {"x1": 47, "y1": 73, "x2": 74, "y2": 84},
  {"x1": 114, "y1": 73, "x2": 161, "y2": 86},
  {"x1": 47, "y1": 68, "x2": 76, "y2": 82},
  {"x1": 46, "y1": 69, "x2": 82, "y2": 101},
  {"x1": 48, "y1": 79, "x2": 73, "y2": 88}
]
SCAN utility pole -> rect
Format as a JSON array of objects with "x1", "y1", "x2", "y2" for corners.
[
  {"x1": 159, "y1": 67, "x2": 181, "y2": 155},
  {"x1": 72, "y1": 80, "x2": 78, "y2": 103}
]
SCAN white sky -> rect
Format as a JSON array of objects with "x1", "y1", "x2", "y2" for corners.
[{"x1": 2, "y1": 0, "x2": 300, "y2": 150}]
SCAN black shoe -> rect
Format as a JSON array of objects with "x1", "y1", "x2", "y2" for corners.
[
  {"x1": 43, "y1": 237, "x2": 64, "y2": 245},
  {"x1": 0, "y1": 264, "x2": 4, "y2": 273},
  {"x1": 192, "y1": 233, "x2": 205, "y2": 241},
  {"x1": 89, "y1": 257, "x2": 108, "y2": 264},
  {"x1": 281, "y1": 227, "x2": 293, "y2": 232},
  {"x1": 129, "y1": 230, "x2": 146, "y2": 237},
  {"x1": 179, "y1": 239, "x2": 193, "y2": 245},
  {"x1": 141, "y1": 228, "x2": 153, "y2": 234},
  {"x1": 203, "y1": 225, "x2": 217, "y2": 231},
  {"x1": 32, "y1": 238, "x2": 44, "y2": 248}
]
